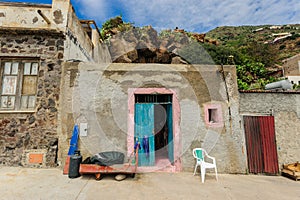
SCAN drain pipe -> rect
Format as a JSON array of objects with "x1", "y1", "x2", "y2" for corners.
[{"x1": 37, "y1": 10, "x2": 51, "y2": 24}]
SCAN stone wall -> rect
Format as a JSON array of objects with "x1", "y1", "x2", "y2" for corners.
[
  {"x1": 239, "y1": 92, "x2": 300, "y2": 168},
  {"x1": 282, "y1": 54, "x2": 300, "y2": 76},
  {"x1": 0, "y1": 29, "x2": 64, "y2": 167}
]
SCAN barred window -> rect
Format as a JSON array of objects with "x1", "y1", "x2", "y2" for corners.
[{"x1": 0, "y1": 59, "x2": 39, "y2": 111}]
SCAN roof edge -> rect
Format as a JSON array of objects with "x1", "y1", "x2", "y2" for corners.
[
  {"x1": 239, "y1": 90, "x2": 300, "y2": 94},
  {"x1": 0, "y1": 2, "x2": 51, "y2": 8},
  {"x1": 0, "y1": 27, "x2": 64, "y2": 36}
]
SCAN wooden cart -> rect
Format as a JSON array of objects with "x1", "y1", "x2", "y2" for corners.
[
  {"x1": 79, "y1": 147, "x2": 139, "y2": 180},
  {"x1": 281, "y1": 162, "x2": 300, "y2": 181}
]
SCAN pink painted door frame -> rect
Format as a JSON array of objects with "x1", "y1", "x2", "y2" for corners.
[{"x1": 127, "y1": 88, "x2": 181, "y2": 172}]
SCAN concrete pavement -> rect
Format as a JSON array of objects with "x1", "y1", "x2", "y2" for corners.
[{"x1": 0, "y1": 166, "x2": 299, "y2": 200}]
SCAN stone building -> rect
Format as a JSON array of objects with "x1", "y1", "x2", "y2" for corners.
[
  {"x1": 0, "y1": 0, "x2": 248, "y2": 173},
  {"x1": 0, "y1": 0, "x2": 109, "y2": 167},
  {"x1": 240, "y1": 91, "x2": 300, "y2": 173},
  {"x1": 0, "y1": 0, "x2": 299, "y2": 175},
  {"x1": 59, "y1": 62, "x2": 246, "y2": 173},
  {"x1": 282, "y1": 54, "x2": 300, "y2": 85}
]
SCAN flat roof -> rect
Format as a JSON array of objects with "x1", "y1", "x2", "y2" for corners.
[
  {"x1": 0, "y1": 27, "x2": 64, "y2": 36},
  {"x1": 0, "y1": 2, "x2": 51, "y2": 8}
]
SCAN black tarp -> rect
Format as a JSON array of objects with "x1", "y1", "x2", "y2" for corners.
[{"x1": 84, "y1": 151, "x2": 125, "y2": 166}]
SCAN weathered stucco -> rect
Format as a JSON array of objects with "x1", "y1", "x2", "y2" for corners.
[
  {"x1": 282, "y1": 54, "x2": 300, "y2": 76},
  {"x1": 64, "y1": 5, "x2": 93, "y2": 62},
  {"x1": 239, "y1": 92, "x2": 300, "y2": 169},
  {"x1": 0, "y1": 0, "x2": 68, "y2": 30},
  {"x1": 59, "y1": 63, "x2": 247, "y2": 173}
]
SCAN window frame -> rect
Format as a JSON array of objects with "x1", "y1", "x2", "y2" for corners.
[{"x1": 0, "y1": 58, "x2": 40, "y2": 112}]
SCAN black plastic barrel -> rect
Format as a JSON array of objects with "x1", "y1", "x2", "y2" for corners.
[{"x1": 68, "y1": 150, "x2": 82, "y2": 178}]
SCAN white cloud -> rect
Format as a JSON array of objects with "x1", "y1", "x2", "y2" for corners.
[
  {"x1": 73, "y1": 0, "x2": 109, "y2": 22},
  {"x1": 75, "y1": 0, "x2": 300, "y2": 32}
]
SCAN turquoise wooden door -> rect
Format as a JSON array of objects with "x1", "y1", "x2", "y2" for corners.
[
  {"x1": 134, "y1": 103, "x2": 155, "y2": 166},
  {"x1": 167, "y1": 104, "x2": 174, "y2": 163}
]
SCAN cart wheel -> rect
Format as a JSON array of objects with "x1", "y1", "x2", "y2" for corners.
[
  {"x1": 131, "y1": 173, "x2": 135, "y2": 178},
  {"x1": 95, "y1": 173, "x2": 102, "y2": 180}
]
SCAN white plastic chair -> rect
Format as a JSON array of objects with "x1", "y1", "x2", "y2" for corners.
[{"x1": 193, "y1": 148, "x2": 218, "y2": 183}]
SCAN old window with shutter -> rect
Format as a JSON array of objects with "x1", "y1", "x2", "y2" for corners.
[{"x1": 0, "y1": 59, "x2": 39, "y2": 111}]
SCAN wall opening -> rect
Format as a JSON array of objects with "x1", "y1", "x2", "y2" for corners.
[
  {"x1": 134, "y1": 94, "x2": 173, "y2": 167},
  {"x1": 128, "y1": 88, "x2": 181, "y2": 172},
  {"x1": 208, "y1": 108, "x2": 218, "y2": 123},
  {"x1": 204, "y1": 103, "x2": 223, "y2": 128}
]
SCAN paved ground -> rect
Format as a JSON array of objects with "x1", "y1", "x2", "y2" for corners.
[{"x1": 0, "y1": 166, "x2": 299, "y2": 200}]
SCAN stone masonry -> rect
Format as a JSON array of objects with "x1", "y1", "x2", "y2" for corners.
[{"x1": 0, "y1": 29, "x2": 64, "y2": 167}]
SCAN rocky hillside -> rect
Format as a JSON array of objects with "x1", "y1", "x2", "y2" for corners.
[
  {"x1": 100, "y1": 16, "x2": 217, "y2": 64},
  {"x1": 100, "y1": 17, "x2": 300, "y2": 90},
  {"x1": 108, "y1": 26, "x2": 187, "y2": 64},
  {"x1": 206, "y1": 24, "x2": 300, "y2": 62},
  {"x1": 102, "y1": 17, "x2": 300, "y2": 65}
]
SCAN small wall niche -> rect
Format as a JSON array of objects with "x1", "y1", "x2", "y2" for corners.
[{"x1": 204, "y1": 104, "x2": 223, "y2": 128}]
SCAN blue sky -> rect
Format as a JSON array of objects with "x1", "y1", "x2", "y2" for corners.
[{"x1": 2, "y1": 0, "x2": 300, "y2": 32}]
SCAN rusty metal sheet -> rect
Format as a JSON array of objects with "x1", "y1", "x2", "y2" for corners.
[
  {"x1": 244, "y1": 116, "x2": 263, "y2": 173},
  {"x1": 259, "y1": 116, "x2": 279, "y2": 174},
  {"x1": 244, "y1": 116, "x2": 279, "y2": 174}
]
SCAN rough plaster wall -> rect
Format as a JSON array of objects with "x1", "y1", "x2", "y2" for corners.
[
  {"x1": 0, "y1": 32, "x2": 64, "y2": 167},
  {"x1": 51, "y1": 0, "x2": 70, "y2": 30},
  {"x1": 58, "y1": 63, "x2": 110, "y2": 163},
  {"x1": 0, "y1": 5, "x2": 52, "y2": 28},
  {"x1": 0, "y1": 0, "x2": 70, "y2": 31},
  {"x1": 64, "y1": 17, "x2": 111, "y2": 63},
  {"x1": 92, "y1": 30, "x2": 112, "y2": 63},
  {"x1": 222, "y1": 68, "x2": 247, "y2": 173},
  {"x1": 276, "y1": 111, "x2": 300, "y2": 165},
  {"x1": 184, "y1": 65, "x2": 247, "y2": 173},
  {"x1": 57, "y1": 63, "x2": 77, "y2": 165},
  {"x1": 59, "y1": 63, "x2": 246, "y2": 173},
  {"x1": 64, "y1": 37, "x2": 92, "y2": 62},
  {"x1": 283, "y1": 54, "x2": 300, "y2": 76},
  {"x1": 239, "y1": 93, "x2": 300, "y2": 169},
  {"x1": 65, "y1": 8, "x2": 93, "y2": 59}
]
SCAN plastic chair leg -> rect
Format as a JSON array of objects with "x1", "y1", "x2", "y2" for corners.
[
  {"x1": 200, "y1": 167, "x2": 205, "y2": 183},
  {"x1": 215, "y1": 167, "x2": 218, "y2": 181},
  {"x1": 193, "y1": 164, "x2": 198, "y2": 175}
]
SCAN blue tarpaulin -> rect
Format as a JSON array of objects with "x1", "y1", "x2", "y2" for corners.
[{"x1": 68, "y1": 125, "x2": 79, "y2": 155}]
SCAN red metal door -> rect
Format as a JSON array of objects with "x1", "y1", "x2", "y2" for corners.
[
  {"x1": 244, "y1": 116, "x2": 264, "y2": 173},
  {"x1": 244, "y1": 116, "x2": 279, "y2": 174}
]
